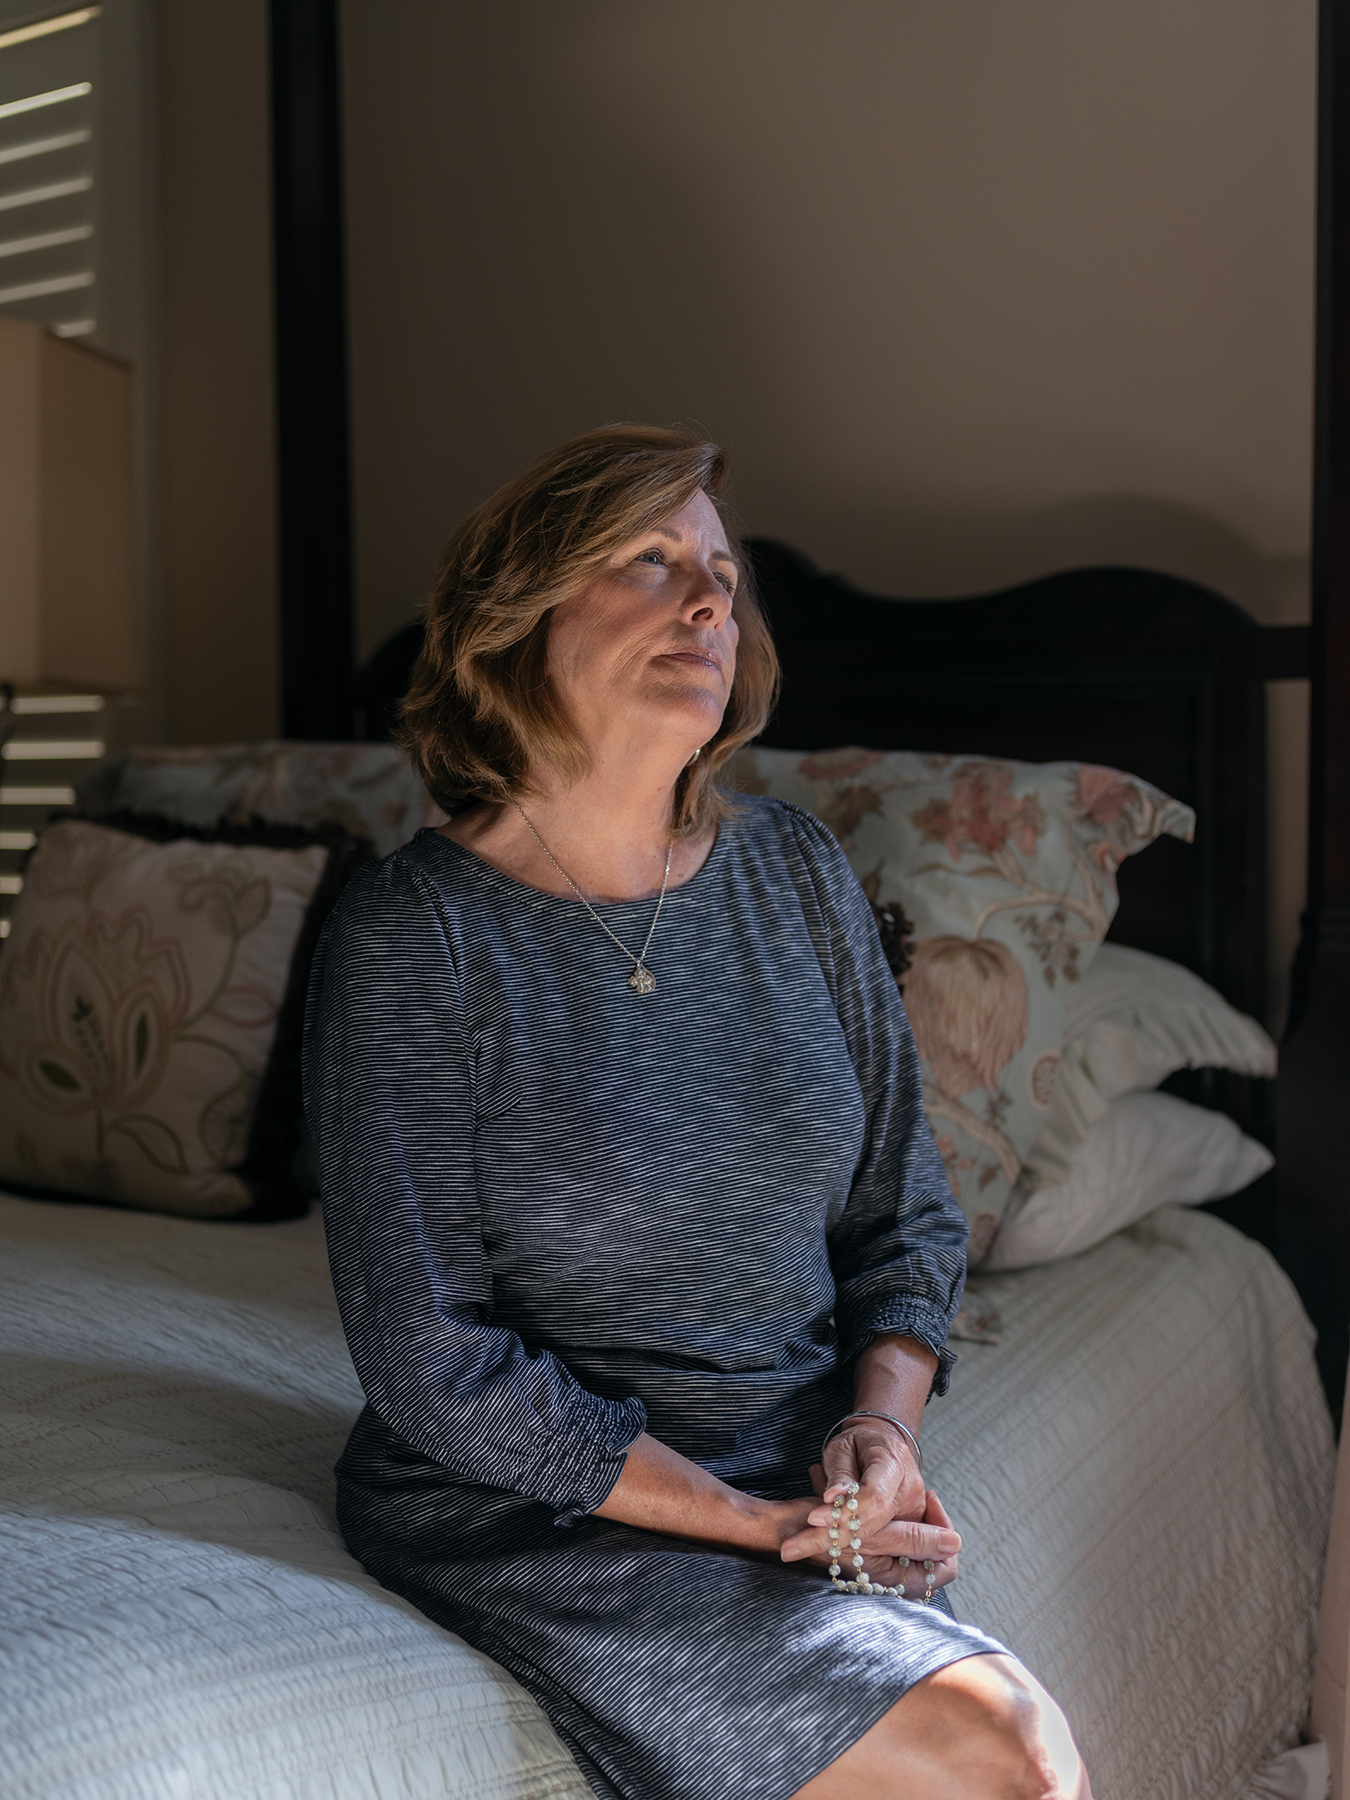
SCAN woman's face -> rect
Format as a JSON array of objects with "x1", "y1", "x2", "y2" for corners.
[{"x1": 547, "y1": 490, "x2": 740, "y2": 755}]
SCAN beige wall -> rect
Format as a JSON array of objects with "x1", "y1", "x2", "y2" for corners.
[
  {"x1": 156, "y1": 0, "x2": 278, "y2": 743},
  {"x1": 341, "y1": 0, "x2": 1315, "y2": 643},
  {"x1": 341, "y1": 0, "x2": 1316, "y2": 1022}
]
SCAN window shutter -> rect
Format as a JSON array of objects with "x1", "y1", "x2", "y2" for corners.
[{"x1": 0, "y1": 7, "x2": 100, "y2": 340}]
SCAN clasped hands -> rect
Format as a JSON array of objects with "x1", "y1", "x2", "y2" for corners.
[{"x1": 777, "y1": 1417, "x2": 960, "y2": 1599}]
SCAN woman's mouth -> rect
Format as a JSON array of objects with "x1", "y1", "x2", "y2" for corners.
[{"x1": 660, "y1": 651, "x2": 722, "y2": 673}]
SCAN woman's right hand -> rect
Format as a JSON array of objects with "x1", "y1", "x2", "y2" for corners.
[
  {"x1": 775, "y1": 1485, "x2": 961, "y2": 1594},
  {"x1": 859, "y1": 1489, "x2": 961, "y2": 1597}
]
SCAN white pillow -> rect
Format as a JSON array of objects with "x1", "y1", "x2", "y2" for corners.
[
  {"x1": 984, "y1": 1090, "x2": 1274, "y2": 1270},
  {"x1": 1028, "y1": 943, "x2": 1277, "y2": 1181}
]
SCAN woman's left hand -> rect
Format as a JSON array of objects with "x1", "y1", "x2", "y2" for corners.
[
  {"x1": 820, "y1": 1414, "x2": 928, "y2": 1538},
  {"x1": 779, "y1": 1416, "x2": 958, "y2": 1576}
]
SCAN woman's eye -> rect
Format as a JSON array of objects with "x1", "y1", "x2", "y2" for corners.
[
  {"x1": 717, "y1": 573, "x2": 736, "y2": 595},
  {"x1": 636, "y1": 548, "x2": 666, "y2": 567}
]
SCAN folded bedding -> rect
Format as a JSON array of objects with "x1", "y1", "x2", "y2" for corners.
[{"x1": 0, "y1": 1194, "x2": 1332, "y2": 1800}]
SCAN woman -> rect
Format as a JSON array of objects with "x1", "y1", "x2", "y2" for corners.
[{"x1": 303, "y1": 426, "x2": 1091, "y2": 1799}]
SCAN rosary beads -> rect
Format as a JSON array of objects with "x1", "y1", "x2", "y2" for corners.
[{"x1": 827, "y1": 1482, "x2": 937, "y2": 1603}]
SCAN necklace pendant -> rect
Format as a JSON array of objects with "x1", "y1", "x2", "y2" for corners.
[{"x1": 627, "y1": 965, "x2": 657, "y2": 995}]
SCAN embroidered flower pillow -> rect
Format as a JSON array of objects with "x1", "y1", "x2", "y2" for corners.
[
  {"x1": 723, "y1": 748, "x2": 1194, "y2": 1257},
  {"x1": 0, "y1": 815, "x2": 365, "y2": 1219}
]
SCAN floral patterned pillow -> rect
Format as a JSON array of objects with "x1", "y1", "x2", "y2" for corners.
[
  {"x1": 723, "y1": 748, "x2": 1194, "y2": 1257},
  {"x1": 0, "y1": 815, "x2": 365, "y2": 1219},
  {"x1": 78, "y1": 741, "x2": 444, "y2": 858}
]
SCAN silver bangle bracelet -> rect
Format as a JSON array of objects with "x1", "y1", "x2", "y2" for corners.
[{"x1": 821, "y1": 1410, "x2": 924, "y2": 1479}]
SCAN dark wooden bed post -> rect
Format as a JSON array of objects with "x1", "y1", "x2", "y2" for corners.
[
  {"x1": 1277, "y1": 0, "x2": 1350, "y2": 1415},
  {"x1": 269, "y1": 0, "x2": 356, "y2": 740}
]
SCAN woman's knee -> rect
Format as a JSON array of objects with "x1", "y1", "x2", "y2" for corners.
[
  {"x1": 919, "y1": 1654, "x2": 1090, "y2": 1799},
  {"x1": 792, "y1": 1652, "x2": 1089, "y2": 1800}
]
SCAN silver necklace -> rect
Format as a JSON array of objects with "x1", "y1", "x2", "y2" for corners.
[{"x1": 514, "y1": 804, "x2": 672, "y2": 995}]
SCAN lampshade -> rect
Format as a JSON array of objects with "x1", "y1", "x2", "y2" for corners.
[{"x1": 0, "y1": 315, "x2": 141, "y2": 691}]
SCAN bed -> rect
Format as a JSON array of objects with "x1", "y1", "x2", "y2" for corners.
[
  {"x1": 0, "y1": 1192, "x2": 1330, "y2": 1800},
  {"x1": 0, "y1": 537, "x2": 1338, "y2": 1799}
]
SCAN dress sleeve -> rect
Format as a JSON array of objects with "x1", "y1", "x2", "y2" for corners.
[
  {"x1": 780, "y1": 804, "x2": 969, "y2": 1397},
  {"x1": 302, "y1": 853, "x2": 647, "y2": 1523}
]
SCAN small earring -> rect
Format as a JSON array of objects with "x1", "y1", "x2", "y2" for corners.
[{"x1": 685, "y1": 746, "x2": 702, "y2": 768}]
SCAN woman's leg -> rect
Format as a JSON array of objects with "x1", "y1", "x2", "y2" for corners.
[{"x1": 790, "y1": 1653, "x2": 1092, "y2": 1800}]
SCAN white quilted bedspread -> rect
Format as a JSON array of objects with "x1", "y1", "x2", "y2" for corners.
[{"x1": 0, "y1": 1195, "x2": 1334, "y2": 1800}]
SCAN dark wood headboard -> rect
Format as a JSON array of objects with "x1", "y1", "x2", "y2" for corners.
[{"x1": 749, "y1": 540, "x2": 1306, "y2": 1029}]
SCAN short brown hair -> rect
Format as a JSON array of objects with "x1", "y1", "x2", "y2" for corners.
[{"x1": 397, "y1": 425, "x2": 779, "y2": 834}]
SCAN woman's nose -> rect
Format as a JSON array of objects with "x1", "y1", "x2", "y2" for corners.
[{"x1": 683, "y1": 564, "x2": 734, "y2": 626}]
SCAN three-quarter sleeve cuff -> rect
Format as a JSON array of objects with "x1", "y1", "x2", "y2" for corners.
[
  {"x1": 542, "y1": 1390, "x2": 649, "y2": 1528},
  {"x1": 836, "y1": 1297, "x2": 960, "y2": 1398}
]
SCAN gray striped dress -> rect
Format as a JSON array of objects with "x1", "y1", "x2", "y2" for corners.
[{"x1": 302, "y1": 796, "x2": 1007, "y2": 1800}]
